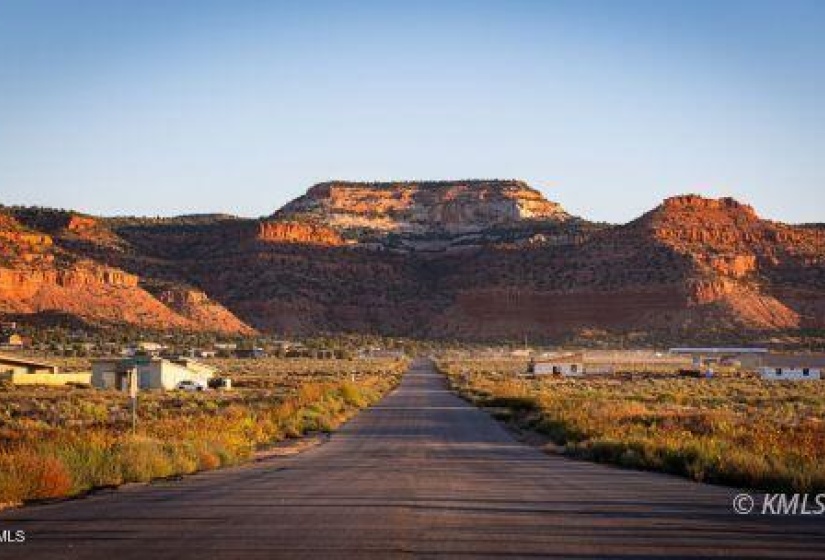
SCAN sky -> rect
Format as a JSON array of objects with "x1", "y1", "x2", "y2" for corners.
[{"x1": 0, "y1": 0, "x2": 823, "y2": 224}]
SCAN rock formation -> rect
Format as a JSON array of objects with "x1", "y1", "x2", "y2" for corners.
[
  {"x1": 257, "y1": 220, "x2": 344, "y2": 245},
  {"x1": 1, "y1": 184, "x2": 822, "y2": 342},
  {"x1": 275, "y1": 180, "x2": 570, "y2": 236},
  {"x1": 0, "y1": 208, "x2": 255, "y2": 334}
]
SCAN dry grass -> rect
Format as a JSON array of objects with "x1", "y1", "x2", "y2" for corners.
[
  {"x1": 439, "y1": 359, "x2": 825, "y2": 493},
  {"x1": 0, "y1": 357, "x2": 406, "y2": 507}
]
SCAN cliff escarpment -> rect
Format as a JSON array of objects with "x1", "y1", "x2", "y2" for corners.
[
  {"x1": 275, "y1": 180, "x2": 570, "y2": 236},
  {"x1": 1, "y1": 183, "x2": 822, "y2": 342},
  {"x1": 0, "y1": 208, "x2": 255, "y2": 334}
]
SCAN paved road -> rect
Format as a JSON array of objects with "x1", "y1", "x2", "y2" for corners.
[{"x1": 2, "y1": 359, "x2": 824, "y2": 559}]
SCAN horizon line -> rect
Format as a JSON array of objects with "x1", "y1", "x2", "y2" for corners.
[{"x1": 1, "y1": 182, "x2": 822, "y2": 227}]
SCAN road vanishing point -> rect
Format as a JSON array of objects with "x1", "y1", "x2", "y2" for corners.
[{"x1": 2, "y1": 359, "x2": 825, "y2": 559}]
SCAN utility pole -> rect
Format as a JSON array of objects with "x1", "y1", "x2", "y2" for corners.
[{"x1": 129, "y1": 367, "x2": 138, "y2": 435}]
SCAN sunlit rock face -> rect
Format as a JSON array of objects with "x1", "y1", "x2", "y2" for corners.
[
  {"x1": 275, "y1": 180, "x2": 570, "y2": 235},
  {"x1": 256, "y1": 220, "x2": 344, "y2": 246}
]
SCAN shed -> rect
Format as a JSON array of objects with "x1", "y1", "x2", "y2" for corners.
[{"x1": 0, "y1": 333, "x2": 24, "y2": 349}]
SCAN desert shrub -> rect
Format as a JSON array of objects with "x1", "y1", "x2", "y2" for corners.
[
  {"x1": 439, "y1": 359, "x2": 825, "y2": 493},
  {"x1": 339, "y1": 381, "x2": 366, "y2": 407},
  {"x1": 115, "y1": 437, "x2": 176, "y2": 482},
  {"x1": 0, "y1": 357, "x2": 406, "y2": 506},
  {"x1": 0, "y1": 450, "x2": 73, "y2": 503}
]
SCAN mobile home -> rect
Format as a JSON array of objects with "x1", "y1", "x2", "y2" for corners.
[
  {"x1": 759, "y1": 354, "x2": 824, "y2": 381},
  {"x1": 531, "y1": 353, "x2": 585, "y2": 377}
]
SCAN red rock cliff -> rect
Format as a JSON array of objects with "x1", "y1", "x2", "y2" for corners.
[{"x1": 257, "y1": 221, "x2": 344, "y2": 246}]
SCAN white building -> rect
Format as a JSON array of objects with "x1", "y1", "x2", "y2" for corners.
[
  {"x1": 531, "y1": 351, "x2": 627, "y2": 377},
  {"x1": 531, "y1": 353, "x2": 585, "y2": 377},
  {"x1": 120, "y1": 341, "x2": 166, "y2": 357},
  {"x1": 759, "y1": 354, "x2": 824, "y2": 381},
  {"x1": 92, "y1": 356, "x2": 216, "y2": 390}
]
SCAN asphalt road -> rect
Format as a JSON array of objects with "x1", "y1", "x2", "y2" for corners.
[{"x1": 2, "y1": 359, "x2": 824, "y2": 559}]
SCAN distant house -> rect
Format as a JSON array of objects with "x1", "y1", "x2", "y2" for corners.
[
  {"x1": 92, "y1": 356, "x2": 216, "y2": 390},
  {"x1": 212, "y1": 342, "x2": 238, "y2": 357},
  {"x1": 759, "y1": 354, "x2": 824, "y2": 381},
  {"x1": 531, "y1": 353, "x2": 585, "y2": 377},
  {"x1": 530, "y1": 352, "x2": 623, "y2": 377},
  {"x1": 0, "y1": 353, "x2": 91, "y2": 386},
  {"x1": 137, "y1": 342, "x2": 165, "y2": 355},
  {"x1": 0, "y1": 353, "x2": 57, "y2": 376},
  {"x1": 358, "y1": 348, "x2": 405, "y2": 359},
  {"x1": 0, "y1": 333, "x2": 24, "y2": 349},
  {"x1": 120, "y1": 341, "x2": 166, "y2": 357}
]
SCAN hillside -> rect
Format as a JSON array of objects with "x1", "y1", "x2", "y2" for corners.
[
  {"x1": 0, "y1": 183, "x2": 822, "y2": 342},
  {"x1": 430, "y1": 195, "x2": 825, "y2": 341},
  {"x1": 0, "y1": 207, "x2": 255, "y2": 334}
]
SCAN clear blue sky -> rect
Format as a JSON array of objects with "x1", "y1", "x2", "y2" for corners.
[{"x1": 1, "y1": 0, "x2": 823, "y2": 223}]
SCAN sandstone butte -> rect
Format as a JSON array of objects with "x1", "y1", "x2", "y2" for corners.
[{"x1": 0, "y1": 180, "x2": 822, "y2": 342}]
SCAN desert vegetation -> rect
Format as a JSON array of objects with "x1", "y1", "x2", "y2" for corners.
[
  {"x1": 439, "y1": 358, "x2": 825, "y2": 493},
  {"x1": 0, "y1": 357, "x2": 405, "y2": 507}
]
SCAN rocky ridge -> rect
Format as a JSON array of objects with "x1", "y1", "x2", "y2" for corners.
[
  {"x1": 0, "y1": 182, "x2": 822, "y2": 342},
  {"x1": 275, "y1": 180, "x2": 571, "y2": 241},
  {"x1": 0, "y1": 208, "x2": 255, "y2": 334}
]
